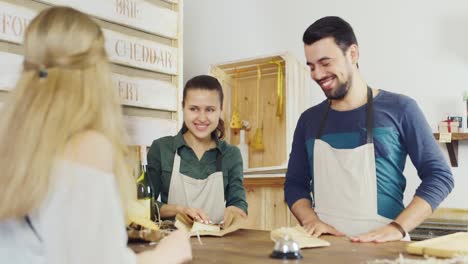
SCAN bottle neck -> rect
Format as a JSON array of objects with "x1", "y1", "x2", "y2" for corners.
[{"x1": 239, "y1": 129, "x2": 246, "y2": 144}]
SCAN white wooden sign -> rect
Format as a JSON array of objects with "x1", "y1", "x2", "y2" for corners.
[
  {"x1": 0, "y1": 52, "x2": 23, "y2": 91},
  {"x1": 104, "y1": 29, "x2": 178, "y2": 75},
  {"x1": 0, "y1": 1, "x2": 36, "y2": 44},
  {"x1": 0, "y1": 52, "x2": 178, "y2": 112},
  {"x1": 112, "y1": 73, "x2": 177, "y2": 111},
  {"x1": 36, "y1": 0, "x2": 178, "y2": 39},
  {"x1": 124, "y1": 115, "x2": 177, "y2": 146}
]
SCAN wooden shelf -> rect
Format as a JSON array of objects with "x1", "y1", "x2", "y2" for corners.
[
  {"x1": 433, "y1": 133, "x2": 468, "y2": 167},
  {"x1": 243, "y1": 177, "x2": 285, "y2": 189}
]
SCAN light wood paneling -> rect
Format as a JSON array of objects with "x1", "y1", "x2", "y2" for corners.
[
  {"x1": 243, "y1": 179, "x2": 297, "y2": 231},
  {"x1": 229, "y1": 73, "x2": 286, "y2": 168},
  {"x1": 212, "y1": 55, "x2": 289, "y2": 169},
  {"x1": 264, "y1": 186, "x2": 289, "y2": 230},
  {"x1": 243, "y1": 187, "x2": 265, "y2": 230}
]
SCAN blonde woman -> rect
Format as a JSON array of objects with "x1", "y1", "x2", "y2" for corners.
[{"x1": 0, "y1": 7, "x2": 191, "y2": 264}]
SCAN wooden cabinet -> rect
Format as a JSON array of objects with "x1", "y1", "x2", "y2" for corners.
[
  {"x1": 242, "y1": 176, "x2": 298, "y2": 231},
  {"x1": 210, "y1": 53, "x2": 315, "y2": 170}
]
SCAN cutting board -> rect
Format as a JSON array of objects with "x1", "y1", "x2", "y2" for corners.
[{"x1": 406, "y1": 232, "x2": 468, "y2": 258}]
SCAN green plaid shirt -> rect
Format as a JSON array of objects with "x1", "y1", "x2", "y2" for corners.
[{"x1": 147, "y1": 130, "x2": 248, "y2": 214}]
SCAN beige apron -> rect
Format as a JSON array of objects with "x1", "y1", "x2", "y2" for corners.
[
  {"x1": 313, "y1": 87, "x2": 397, "y2": 237},
  {"x1": 167, "y1": 151, "x2": 225, "y2": 223}
]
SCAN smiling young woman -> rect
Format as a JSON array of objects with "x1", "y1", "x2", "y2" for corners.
[{"x1": 147, "y1": 75, "x2": 248, "y2": 225}]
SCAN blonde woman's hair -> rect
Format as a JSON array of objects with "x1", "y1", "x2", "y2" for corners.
[{"x1": 0, "y1": 7, "x2": 134, "y2": 219}]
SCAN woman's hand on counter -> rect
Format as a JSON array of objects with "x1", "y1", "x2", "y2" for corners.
[
  {"x1": 221, "y1": 206, "x2": 247, "y2": 225},
  {"x1": 349, "y1": 224, "x2": 404, "y2": 243},
  {"x1": 137, "y1": 230, "x2": 192, "y2": 264},
  {"x1": 178, "y1": 206, "x2": 212, "y2": 224}
]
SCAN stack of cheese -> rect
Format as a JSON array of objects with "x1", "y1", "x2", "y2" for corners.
[{"x1": 126, "y1": 200, "x2": 163, "y2": 242}]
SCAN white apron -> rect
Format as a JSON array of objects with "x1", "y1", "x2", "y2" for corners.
[
  {"x1": 313, "y1": 87, "x2": 394, "y2": 237},
  {"x1": 167, "y1": 151, "x2": 225, "y2": 223}
]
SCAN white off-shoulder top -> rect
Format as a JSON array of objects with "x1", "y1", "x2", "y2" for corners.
[{"x1": 0, "y1": 160, "x2": 136, "y2": 264}]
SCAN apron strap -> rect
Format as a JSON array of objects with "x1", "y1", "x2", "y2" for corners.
[
  {"x1": 25, "y1": 215, "x2": 42, "y2": 242},
  {"x1": 215, "y1": 151, "x2": 223, "y2": 172},
  {"x1": 316, "y1": 100, "x2": 332, "y2": 139},
  {"x1": 366, "y1": 87, "x2": 374, "y2": 144},
  {"x1": 316, "y1": 86, "x2": 374, "y2": 143}
]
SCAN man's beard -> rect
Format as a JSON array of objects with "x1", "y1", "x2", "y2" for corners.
[{"x1": 325, "y1": 76, "x2": 352, "y2": 100}]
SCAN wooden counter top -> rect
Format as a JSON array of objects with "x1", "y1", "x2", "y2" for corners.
[
  {"x1": 130, "y1": 229, "x2": 422, "y2": 263},
  {"x1": 189, "y1": 229, "x2": 421, "y2": 263}
]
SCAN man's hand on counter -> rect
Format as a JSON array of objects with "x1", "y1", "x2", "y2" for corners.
[
  {"x1": 350, "y1": 196, "x2": 433, "y2": 243},
  {"x1": 349, "y1": 224, "x2": 404, "y2": 243},
  {"x1": 303, "y1": 218, "x2": 346, "y2": 238}
]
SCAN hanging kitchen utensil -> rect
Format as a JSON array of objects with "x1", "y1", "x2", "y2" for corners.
[
  {"x1": 251, "y1": 65, "x2": 265, "y2": 151},
  {"x1": 274, "y1": 61, "x2": 284, "y2": 119},
  {"x1": 229, "y1": 69, "x2": 242, "y2": 130}
]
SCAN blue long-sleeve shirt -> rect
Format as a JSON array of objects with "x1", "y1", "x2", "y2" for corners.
[{"x1": 284, "y1": 90, "x2": 454, "y2": 219}]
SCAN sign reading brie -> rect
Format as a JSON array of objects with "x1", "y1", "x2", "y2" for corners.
[
  {"x1": 36, "y1": 0, "x2": 178, "y2": 39},
  {"x1": 0, "y1": 52, "x2": 23, "y2": 91},
  {"x1": 0, "y1": 4, "x2": 178, "y2": 75},
  {"x1": 0, "y1": 2, "x2": 35, "y2": 44},
  {"x1": 112, "y1": 73, "x2": 177, "y2": 111},
  {"x1": 124, "y1": 115, "x2": 177, "y2": 146},
  {"x1": 104, "y1": 29, "x2": 178, "y2": 75}
]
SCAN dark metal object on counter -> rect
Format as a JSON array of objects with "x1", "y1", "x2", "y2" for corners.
[
  {"x1": 409, "y1": 220, "x2": 468, "y2": 241},
  {"x1": 270, "y1": 235, "x2": 303, "y2": 260}
]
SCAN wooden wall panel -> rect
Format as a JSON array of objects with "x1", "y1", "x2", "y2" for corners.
[
  {"x1": 0, "y1": 0, "x2": 183, "y2": 163},
  {"x1": 124, "y1": 115, "x2": 177, "y2": 147},
  {"x1": 0, "y1": 52, "x2": 22, "y2": 91},
  {"x1": 243, "y1": 184, "x2": 295, "y2": 231},
  {"x1": 35, "y1": 0, "x2": 178, "y2": 39},
  {"x1": 243, "y1": 187, "x2": 265, "y2": 230}
]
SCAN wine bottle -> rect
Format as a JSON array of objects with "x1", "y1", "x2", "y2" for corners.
[{"x1": 136, "y1": 145, "x2": 155, "y2": 221}]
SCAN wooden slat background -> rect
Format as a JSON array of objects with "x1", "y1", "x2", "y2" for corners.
[{"x1": 0, "y1": 0, "x2": 183, "y2": 178}]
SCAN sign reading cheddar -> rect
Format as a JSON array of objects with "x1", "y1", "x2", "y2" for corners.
[
  {"x1": 36, "y1": 0, "x2": 178, "y2": 39},
  {"x1": 104, "y1": 29, "x2": 178, "y2": 75},
  {"x1": 0, "y1": 2, "x2": 35, "y2": 44}
]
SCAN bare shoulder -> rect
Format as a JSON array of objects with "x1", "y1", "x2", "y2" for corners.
[{"x1": 62, "y1": 130, "x2": 114, "y2": 173}]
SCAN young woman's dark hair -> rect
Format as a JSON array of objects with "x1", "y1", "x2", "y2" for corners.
[
  {"x1": 303, "y1": 16, "x2": 358, "y2": 53},
  {"x1": 182, "y1": 75, "x2": 226, "y2": 139}
]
